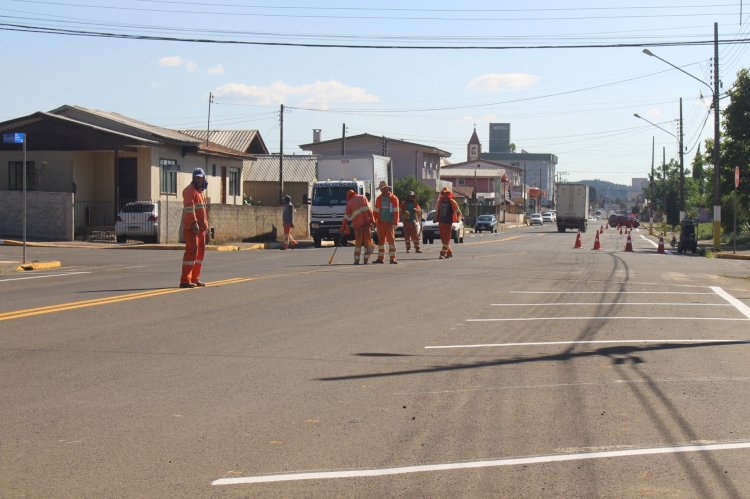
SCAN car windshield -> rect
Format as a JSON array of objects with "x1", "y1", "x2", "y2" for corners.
[
  {"x1": 313, "y1": 186, "x2": 350, "y2": 206},
  {"x1": 426, "y1": 211, "x2": 435, "y2": 222},
  {"x1": 478, "y1": 215, "x2": 493, "y2": 221},
  {"x1": 121, "y1": 203, "x2": 155, "y2": 213}
]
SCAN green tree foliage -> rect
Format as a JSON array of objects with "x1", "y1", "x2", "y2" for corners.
[
  {"x1": 720, "y1": 68, "x2": 750, "y2": 234},
  {"x1": 393, "y1": 177, "x2": 436, "y2": 211}
]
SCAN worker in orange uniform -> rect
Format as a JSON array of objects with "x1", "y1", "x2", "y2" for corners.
[
  {"x1": 179, "y1": 168, "x2": 209, "y2": 288},
  {"x1": 435, "y1": 186, "x2": 462, "y2": 260},
  {"x1": 340, "y1": 189, "x2": 375, "y2": 264},
  {"x1": 401, "y1": 190, "x2": 422, "y2": 253},
  {"x1": 373, "y1": 180, "x2": 400, "y2": 264}
]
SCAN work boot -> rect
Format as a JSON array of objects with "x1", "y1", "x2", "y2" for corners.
[
  {"x1": 373, "y1": 259, "x2": 384, "y2": 264},
  {"x1": 390, "y1": 260, "x2": 398, "y2": 264},
  {"x1": 353, "y1": 261, "x2": 360, "y2": 265},
  {"x1": 179, "y1": 282, "x2": 197, "y2": 288},
  {"x1": 415, "y1": 248, "x2": 422, "y2": 253},
  {"x1": 192, "y1": 281, "x2": 206, "y2": 287}
]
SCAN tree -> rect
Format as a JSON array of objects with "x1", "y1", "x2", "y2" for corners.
[
  {"x1": 393, "y1": 177, "x2": 435, "y2": 212},
  {"x1": 720, "y1": 68, "x2": 750, "y2": 234}
]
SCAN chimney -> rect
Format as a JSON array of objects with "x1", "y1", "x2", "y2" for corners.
[{"x1": 313, "y1": 129, "x2": 321, "y2": 143}]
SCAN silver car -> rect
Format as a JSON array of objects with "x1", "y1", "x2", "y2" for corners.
[
  {"x1": 115, "y1": 201, "x2": 159, "y2": 243},
  {"x1": 528, "y1": 213, "x2": 544, "y2": 225}
]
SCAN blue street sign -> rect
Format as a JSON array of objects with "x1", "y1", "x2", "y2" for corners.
[{"x1": 2, "y1": 132, "x2": 25, "y2": 144}]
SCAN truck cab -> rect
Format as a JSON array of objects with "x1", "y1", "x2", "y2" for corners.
[{"x1": 310, "y1": 180, "x2": 372, "y2": 247}]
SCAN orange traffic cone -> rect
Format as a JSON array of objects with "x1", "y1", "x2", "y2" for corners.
[
  {"x1": 592, "y1": 229, "x2": 601, "y2": 250},
  {"x1": 619, "y1": 225, "x2": 623, "y2": 234},
  {"x1": 657, "y1": 235, "x2": 665, "y2": 254},
  {"x1": 574, "y1": 230, "x2": 582, "y2": 248},
  {"x1": 625, "y1": 232, "x2": 633, "y2": 252}
]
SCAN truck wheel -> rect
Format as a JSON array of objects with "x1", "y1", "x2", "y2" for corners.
[
  {"x1": 313, "y1": 236, "x2": 322, "y2": 248},
  {"x1": 116, "y1": 235, "x2": 126, "y2": 243},
  {"x1": 557, "y1": 225, "x2": 565, "y2": 233},
  {"x1": 422, "y1": 234, "x2": 428, "y2": 245},
  {"x1": 429, "y1": 237, "x2": 434, "y2": 244},
  {"x1": 372, "y1": 232, "x2": 379, "y2": 245}
]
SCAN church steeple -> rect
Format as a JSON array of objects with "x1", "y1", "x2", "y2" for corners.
[{"x1": 467, "y1": 126, "x2": 481, "y2": 161}]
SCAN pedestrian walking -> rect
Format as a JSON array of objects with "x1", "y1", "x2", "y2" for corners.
[
  {"x1": 281, "y1": 195, "x2": 298, "y2": 250},
  {"x1": 340, "y1": 189, "x2": 375, "y2": 264},
  {"x1": 401, "y1": 191, "x2": 422, "y2": 253},
  {"x1": 435, "y1": 186, "x2": 462, "y2": 260},
  {"x1": 180, "y1": 168, "x2": 209, "y2": 288},
  {"x1": 373, "y1": 180, "x2": 400, "y2": 264}
]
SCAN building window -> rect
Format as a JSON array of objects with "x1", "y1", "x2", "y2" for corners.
[
  {"x1": 228, "y1": 167, "x2": 240, "y2": 196},
  {"x1": 8, "y1": 161, "x2": 36, "y2": 191},
  {"x1": 159, "y1": 158, "x2": 177, "y2": 194},
  {"x1": 457, "y1": 178, "x2": 465, "y2": 186}
]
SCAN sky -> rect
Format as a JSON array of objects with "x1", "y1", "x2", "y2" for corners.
[{"x1": 1, "y1": 0, "x2": 749, "y2": 186}]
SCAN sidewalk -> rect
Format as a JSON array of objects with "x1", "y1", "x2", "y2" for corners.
[{"x1": 0, "y1": 238, "x2": 322, "y2": 273}]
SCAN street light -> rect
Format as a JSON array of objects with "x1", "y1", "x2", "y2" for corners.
[
  {"x1": 473, "y1": 164, "x2": 480, "y2": 224},
  {"x1": 643, "y1": 23, "x2": 721, "y2": 251},
  {"x1": 500, "y1": 172, "x2": 509, "y2": 223},
  {"x1": 633, "y1": 103, "x2": 685, "y2": 222}
]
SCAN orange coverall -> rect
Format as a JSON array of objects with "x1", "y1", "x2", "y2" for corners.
[
  {"x1": 435, "y1": 192, "x2": 461, "y2": 259},
  {"x1": 180, "y1": 183, "x2": 208, "y2": 284},
  {"x1": 342, "y1": 190, "x2": 374, "y2": 264},
  {"x1": 374, "y1": 191, "x2": 400, "y2": 263}
]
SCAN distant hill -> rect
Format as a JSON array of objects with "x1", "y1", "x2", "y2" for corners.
[{"x1": 578, "y1": 179, "x2": 630, "y2": 204}]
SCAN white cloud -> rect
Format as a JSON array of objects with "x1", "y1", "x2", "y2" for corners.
[
  {"x1": 158, "y1": 56, "x2": 198, "y2": 72},
  {"x1": 213, "y1": 80, "x2": 379, "y2": 108},
  {"x1": 644, "y1": 109, "x2": 663, "y2": 120},
  {"x1": 207, "y1": 64, "x2": 225, "y2": 75},
  {"x1": 468, "y1": 73, "x2": 540, "y2": 92},
  {"x1": 459, "y1": 114, "x2": 498, "y2": 124},
  {"x1": 159, "y1": 56, "x2": 184, "y2": 67}
]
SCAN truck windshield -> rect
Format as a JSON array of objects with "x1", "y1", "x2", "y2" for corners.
[{"x1": 313, "y1": 186, "x2": 350, "y2": 206}]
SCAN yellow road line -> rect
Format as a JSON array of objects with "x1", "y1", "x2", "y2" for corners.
[{"x1": 0, "y1": 268, "x2": 335, "y2": 322}]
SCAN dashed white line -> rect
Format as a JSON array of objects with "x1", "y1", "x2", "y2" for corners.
[
  {"x1": 467, "y1": 317, "x2": 748, "y2": 322},
  {"x1": 212, "y1": 441, "x2": 750, "y2": 486},
  {"x1": 424, "y1": 339, "x2": 750, "y2": 349},
  {"x1": 490, "y1": 303, "x2": 729, "y2": 307},
  {"x1": 0, "y1": 271, "x2": 91, "y2": 282}
]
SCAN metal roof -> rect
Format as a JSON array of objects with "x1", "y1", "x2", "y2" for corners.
[
  {"x1": 440, "y1": 168, "x2": 506, "y2": 178},
  {"x1": 49, "y1": 105, "x2": 200, "y2": 145},
  {"x1": 299, "y1": 133, "x2": 451, "y2": 157},
  {"x1": 177, "y1": 129, "x2": 267, "y2": 154},
  {"x1": 244, "y1": 154, "x2": 318, "y2": 183}
]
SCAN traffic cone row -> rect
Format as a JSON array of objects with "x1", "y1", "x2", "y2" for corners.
[
  {"x1": 657, "y1": 234, "x2": 665, "y2": 254},
  {"x1": 592, "y1": 229, "x2": 601, "y2": 250},
  {"x1": 573, "y1": 230, "x2": 582, "y2": 248},
  {"x1": 625, "y1": 232, "x2": 633, "y2": 252}
]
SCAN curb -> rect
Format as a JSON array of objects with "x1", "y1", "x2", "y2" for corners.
[
  {"x1": 16, "y1": 260, "x2": 62, "y2": 271},
  {"x1": 715, "y1": 252, "x2": 750, "y2": 261}
]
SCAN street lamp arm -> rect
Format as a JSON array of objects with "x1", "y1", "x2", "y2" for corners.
[
  {"x1": 633, "y1": 113, "x2": 678, "y2": 141},
  {"x1": 642, "y1": 49, "x2": 714, "y2": 96}
]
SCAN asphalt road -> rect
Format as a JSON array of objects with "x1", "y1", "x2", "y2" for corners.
[{"x1": 2, "y1": 226, "x2": 750, "y2": 498}]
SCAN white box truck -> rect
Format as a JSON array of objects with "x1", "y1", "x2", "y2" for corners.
[
  {"x1": 555, "y1": 183, "x2": 589, "y2": 232},
  {"x1": 310, "y1": 155, "x2": 392, "y2": 247}
]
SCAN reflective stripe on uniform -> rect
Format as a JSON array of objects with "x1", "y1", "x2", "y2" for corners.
[
  {"x1": 351, "y1": 205, "x2": 370, "y2": 218},
  {"x1": 183, "y1": 207, "x2": 195, "y2": 213}
]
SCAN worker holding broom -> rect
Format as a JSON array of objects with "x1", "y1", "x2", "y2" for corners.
[{"x1": 340, "y1": 189, "x2": 375, "y2": 265}]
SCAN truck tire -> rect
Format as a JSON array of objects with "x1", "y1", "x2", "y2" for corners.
[
  {"x1": 557, "y1": 224, "x2": 565, "y2": 233},
  {"x1": 422, "y1": 234, "x2": 428, "y2": 245},
  {"x1": 453, "y1": 230, "x2": 459, "y2": 244},
  {"x1": 313, "y1": 235, "x2": 322, "y2": 248}
]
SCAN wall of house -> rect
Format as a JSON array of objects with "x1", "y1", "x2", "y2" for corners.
[
  {"x1": 0, "y1": 150, "x2": 75, "y2": 192},
  {"x1": 243, "y1": 181, "x2": 309, "y2": 207},
  {"x1": 0, "y1": 191, "x2": 74, "y2": 240},
  {"x1": 161, "y1": 202, "x2": 309, "y2": 244},
  {"x1": 73, "y1": 151, "x2": 116, "y2": 200}
]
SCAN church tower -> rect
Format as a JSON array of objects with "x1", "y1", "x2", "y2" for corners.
[{"x1": 467, "y1": 127, "x2": 481, "y2": 161}]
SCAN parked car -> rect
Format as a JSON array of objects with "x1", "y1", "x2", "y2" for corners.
[
  {"x1": 422, "y1": 210, "x2": 465, "y2": 244},
  {"x1": 474, "y1": 214, "x2": 498, "y2": 233},
  {"x1": 542, "y1": 212, "x2": 554, "y2": 223},
  {"x1": 528, "y1": 213, "x2": 544, "y2": 225},
  {"x1": 608, "y1": 214, "x2": 640, "y2": 228},
  {"x1": 115, "y1": 201, "x2": 159, "y2": 243}
]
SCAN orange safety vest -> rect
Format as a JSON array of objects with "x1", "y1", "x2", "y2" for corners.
[
  {"x1": 373, "y1": 192, "x2": 400, "y2": 225},
  {"x1": 344, "y1": 193, "x2": 374, "y2": 229},
  {"x1": 435, "y1": 195, "x2": 460, "y2": 223},
  {"x1": 182, "y1": 183, "x2": 208, "y2": 230}
]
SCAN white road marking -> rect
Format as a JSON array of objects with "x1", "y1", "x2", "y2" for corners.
[
  {"x1": 640, "y1": 235, "x2": 658, "y2": 247},
  {"x1": 711, "y1": 286, "x2": 750, "y2": 320},
  {"x1": 467, "y1": 317, "x2": 748, "y2": 322},
  {"x1": 212, "y1": 441, "x2": 750, "y2": 486},
  {"x1": 0, "y1": 271, "x2": 91, "y2": 282},
  {"x1": 491, "y1": 303, "x2": 729, "y2": 307},
  {"x1": 424, "y1": 339, "x2": 750, "y2": 349},
  {"x1": 510, "y1": 291, "x2": 714, "y2": 295},
  {"x1": 395, "y1": 377, "x2": 750, "y2": 395}
]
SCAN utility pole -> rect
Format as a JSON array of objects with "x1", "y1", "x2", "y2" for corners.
[
  {"x1": 662, "y1": 147, "x2": 667, "y2": 227},
  {"x1": 712, "y1": 22, "x2": 722, "y2": 251},
  {"x1": 650, "y1": 136, "x2": 655, "y2": 235},
  {"x1": 279, "y1": 104, "x2": 284, "y2": 204},
  {"x1": 679, "y1": 97, "x2": 685, "y2": 222},
  {"x1": 341, "y1": 123, "x2": 346, "y2": 155},
  {"x1": 205, "y1": 92, "x2": 213, "y2": 169}
]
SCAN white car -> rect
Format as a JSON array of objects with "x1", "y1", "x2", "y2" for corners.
[
  {"x1": 542, "y1": 212, "x2": 554, "y2": 223},
  {"x1": 528, "y1": 213, "x2": 544, "y2": 225},
  {"x1": 421, "y1": 210, "x2": 465, "y2": 244},
  {"x1": 115, "y1": 201, "x2": 159, "y2": 243}
]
